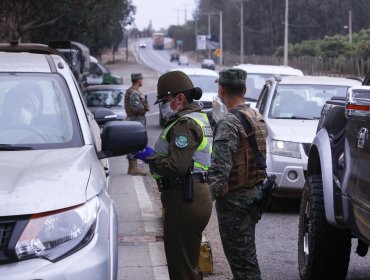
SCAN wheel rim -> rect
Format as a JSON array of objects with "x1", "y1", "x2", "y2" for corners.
[{"x1": 303, "y1": 200, "x2": 311, "y2": 265}]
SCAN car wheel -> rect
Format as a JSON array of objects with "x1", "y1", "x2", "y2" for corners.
[{"x1": 298, "y1": 175, "x2": 351, "y2": 280}]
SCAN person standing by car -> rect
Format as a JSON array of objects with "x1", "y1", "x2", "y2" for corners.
[
  {"x1": 208, "y1": 68, "x2": 268, "y2": 280},
  {"x1": 125, "y1": 72, "x2": 149, "y2": 175},
  {"x1": 142, "y1": 71, "x2": 213, "y2": 279}
]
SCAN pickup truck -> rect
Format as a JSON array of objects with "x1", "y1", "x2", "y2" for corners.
[{"x1": 297, "y1": 76, "x2": 370, "y2": 279}]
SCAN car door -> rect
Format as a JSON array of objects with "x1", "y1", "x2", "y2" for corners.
[{"x1": 345, "y1": 87, "x2": 370, "y2": 240}]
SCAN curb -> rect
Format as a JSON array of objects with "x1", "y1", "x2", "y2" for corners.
[{"x1": 199, "y1": 231, "x2": 213, "y2": 275}]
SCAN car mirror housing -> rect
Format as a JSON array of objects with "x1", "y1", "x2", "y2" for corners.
[
  {"x1": 98, "y1": 121, "x2": 148, "y2": 159},
  {"x1": 93, "y1": 108, "x2": 117, "y2": 125}
]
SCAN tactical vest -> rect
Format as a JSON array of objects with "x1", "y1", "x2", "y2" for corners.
[
  {"x1": 226, "y1": 107, "x2": 267, "y2": 191},
  {"x1": 124, "y1": 88, "x2": 142, "y2": 117},
  {"x1": 153, "y1": 112, "x2": 213, "y2": 177}
]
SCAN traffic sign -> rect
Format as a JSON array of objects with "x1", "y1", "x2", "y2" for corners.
[{"x1": 214, "y1": 48, "x2": 222, "y2": 57}]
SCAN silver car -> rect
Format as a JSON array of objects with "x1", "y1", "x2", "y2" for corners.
[
  {"x1": 256, "y1": 75, "x2": 361, "y2": 198},
  {"x1": 0, "y1": 44, "x2": 147, "y2": 279}
]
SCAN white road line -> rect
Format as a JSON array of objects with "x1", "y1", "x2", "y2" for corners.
[
  {"x1": 149, "y1": 243, "x2": 169, "y2": 280},
  {"x1": 133, "y1": 176, "x2": 155, "y2": 217}
]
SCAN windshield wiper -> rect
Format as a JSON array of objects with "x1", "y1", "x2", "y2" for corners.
[
  {"x1": 275, "y1": 116, "x2": 315, "y2": 120},
  {"x1": 0, "y1": 144, "x2": 34, "y2": 151}
]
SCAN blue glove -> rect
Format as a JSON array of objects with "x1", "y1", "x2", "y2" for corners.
[{"x1": 134, "y1": 146, "x2": 155, "y2": 163}]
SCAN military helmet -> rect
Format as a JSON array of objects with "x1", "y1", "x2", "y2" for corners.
[
  {"x1": 155, "y1": 71, "x2": 194, "y2": 104},
  {"x1": 215, "y1": 68, "x2": 247, "y2": 86}
]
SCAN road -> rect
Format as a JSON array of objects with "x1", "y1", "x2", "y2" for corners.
[{"x1": 109, "y1": 42, "x2": 370, "y2": 280}]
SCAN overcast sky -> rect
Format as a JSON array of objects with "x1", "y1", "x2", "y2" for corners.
[{"x1": 132, "y1": 0, "x2": 198, "y2": 30}]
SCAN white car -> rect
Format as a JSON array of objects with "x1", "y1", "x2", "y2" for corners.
[
  {"x1": 233, "y1": 64, "x2": 304, "y2": 107},
  {"x1": 256, "y1": 75, "x2": 361, "y2": 198},
  {"x1": 178, "y1": 56, "x2": 189, "y2": 66},
  {"x1": 159, "y1": 68, "x2": 218, "y2": 126},
  {"x1": 0, "y1": 43, "x2": 147, "y2": 279},
  {"x1": 139, "y1": 42, "x2": 146, "y2": 48}
]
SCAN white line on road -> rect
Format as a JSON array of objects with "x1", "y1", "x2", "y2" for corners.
[
  {"x1": 149, "y1": 243, "x2": 169, "y2": 280},
  {"x1": 133, "y1": 176, "x2": 156, "y2": 218}
]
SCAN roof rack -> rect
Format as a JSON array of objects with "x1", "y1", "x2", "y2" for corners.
[{"x1": 0, "y1": 41, "x2": 62, "y2": 56}]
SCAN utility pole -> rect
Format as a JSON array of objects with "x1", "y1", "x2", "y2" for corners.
[
  {"x1": 220, "y1": 11, "x2": 223, "y2": 66},
  {"x1": 349, "y1": 10, "x2": 352, "y2": 43},
  {"x1": 208, "y1": 13, "x2": 211, "y2": 59},
  {"x1": 283, "y1": 0, "x2": 289, "y2": 66}
]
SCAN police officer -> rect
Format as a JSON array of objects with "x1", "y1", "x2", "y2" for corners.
[
  {"x1": 148, "y1": 71, "x2": 213, "y2": 280},
  {"x1": 208, "y1": 68, "x2": 268, "y2": 280},
  {"x1": 125, "y1": 72, "x2": 149, "y2": 175}
]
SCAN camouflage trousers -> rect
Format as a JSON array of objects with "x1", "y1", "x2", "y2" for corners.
[{"x1": 215, "y1": 187, "x2": 262, "y2": 280}]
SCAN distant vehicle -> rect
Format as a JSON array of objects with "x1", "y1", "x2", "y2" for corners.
[
  {"x1": 87, "y1": 56, "x2": 123, "y2": 85},
  {"x1": 201, "y1": 59, "x2": 216, "y2": 70},
  {"x1": 233, "y1": 64, "x2": 304, "y2": 107},
  {"x1": 170, "y1": 52, "x2": 180, "y2": 62},
  {"x1": 84, "y1": 84, "x2": 127, "y2": 121},
  {"x1": 178, "y1": 56, "x2": 189, "y2": 66},
  {"x1": 256, "y1": 75, "x2": 361, "y2": 199},
  {"x1": 0, "y1": 43, "x2": 147, "y2": 279},
  {"x1": 152, "y1": 32, "x2": 164, "y2": 50},
  {"x1": 159, "y1": 68, "x2": 218, "y2": 126},
  {"x1": 139, "y1": 42, "x2": 146, "y2": 48},
  {"x1": 297, "y1": 84, "x2": 370, "y2": 280}
]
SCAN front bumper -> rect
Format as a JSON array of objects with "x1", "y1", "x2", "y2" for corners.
[
  {"x1": 267, "y1": 151, "x2": 308, "y2": 198},
  {"x1": 0, "y1": 194, "x2": 118, "y2": 280}
]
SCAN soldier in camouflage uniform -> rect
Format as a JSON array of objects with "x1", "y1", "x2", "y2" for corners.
[
  {"x1": 125, "y1": 72, "x2": 149, "y2": 175},
  {"x1": 208, "y1": 68, "x2": 268, "y2": 280}
]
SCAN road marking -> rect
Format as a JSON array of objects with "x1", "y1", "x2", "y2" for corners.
[
  {"x1": 149, "y1": 243, "x2": 169, "y2": 280},
  {"x1": 133, "y1": 176, "x2": 155, "y2": 218}
]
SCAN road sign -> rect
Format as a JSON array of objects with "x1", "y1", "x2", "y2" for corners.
[
  {"x1": 197, "y1": 35, "x2": 207, "y2": 50},
  {"x1": 214, "y1": 48, "x2": 222, "y2": 57}
]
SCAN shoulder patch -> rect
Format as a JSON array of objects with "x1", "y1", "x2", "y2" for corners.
[
  {"x1": 174, "y1": 134, "x2": 189, "y2": 148},
  {"x1": 203, "y1": 126, "x2": 213, "y2": 137}
]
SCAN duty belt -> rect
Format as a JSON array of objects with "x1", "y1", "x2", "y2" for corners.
[{"x1": 156, "y1": 172, "x2": 208, "y2": 192}]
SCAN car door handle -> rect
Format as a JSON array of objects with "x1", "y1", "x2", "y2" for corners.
[{"x1": 358, "y1": 127, "x2": 368, "y2": 149}]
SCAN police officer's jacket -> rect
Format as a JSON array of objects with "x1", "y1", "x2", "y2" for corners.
[{"x1": 149, "y1": 102, "x2": 212, "y2": 178}]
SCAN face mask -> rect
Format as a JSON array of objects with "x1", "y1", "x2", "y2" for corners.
[
  {"x1": 212, "y1": 96, "x2": 228, "y2": 124},
  {"x1": 161, "y1": 95, "x2": 179, "y2": 119},
  {"x1": 12, "y1": 107, "x2": 33, "y2": 125}
]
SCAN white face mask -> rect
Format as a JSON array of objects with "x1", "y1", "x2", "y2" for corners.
[
  {"x1": 212, "y1": 96, "x2": 228, "y2": 123},
  {"x1": 161, "y1": 95, "x2": 179, "y2": 119},
  {"x1": 12, "y1": 107, "x2": 33, "y2": 125}
]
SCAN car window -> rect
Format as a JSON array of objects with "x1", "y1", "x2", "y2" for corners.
[
  {"x1": 0, "y1": 74, "x2": 82, "y2": 148},
  {"x1": 188, "y1": 75, "x2": 218, "y2": 93},
  {"x1": 269, "y1": 84, "x2": 349, "y2": 119},
  {"x1": 85, "y1": 89, "x2": 124, "y2": 107},
  {"x1": 246, "y1": 74, "x2": 275, "y2": 100},
  {"x1": 256, "y1": 84, "x2": 270, "y2": 114}
]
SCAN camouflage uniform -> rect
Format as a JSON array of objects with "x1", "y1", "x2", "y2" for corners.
[{"x1": 209, "y1": 69, "x2": 265, "y2": 280}]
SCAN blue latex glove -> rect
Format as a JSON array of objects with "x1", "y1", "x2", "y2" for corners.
[{"x1": 134, "y1": 146, "x2": 155, "y2": 163}]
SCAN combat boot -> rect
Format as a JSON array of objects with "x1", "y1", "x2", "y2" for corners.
[{"x1": 127, "y1": 159, "x2": 147, "y2": 176}]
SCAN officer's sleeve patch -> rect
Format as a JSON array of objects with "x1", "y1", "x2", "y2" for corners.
[
  {"x1": 203, "y1": 126, "x2": 213, "y2": 137},
  {"x1": 174, "y1": 134, "x2": 189, "y2": 148}
]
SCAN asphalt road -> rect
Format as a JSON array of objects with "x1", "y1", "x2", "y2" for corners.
[{"x1": 108, "y1": 42, "x2": 370, "y2": 280}]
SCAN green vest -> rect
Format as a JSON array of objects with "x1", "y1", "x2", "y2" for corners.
[{"x1": 153, "y1": 112, "x2": 212, "y2": 178}]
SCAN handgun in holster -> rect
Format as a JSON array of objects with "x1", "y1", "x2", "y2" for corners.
[
  {"x1": 156, "y1": 178, "x2": 169, "y2": 192},
  {"x1": 183, "y1": 161, "x2": 194, "y2": 202}
]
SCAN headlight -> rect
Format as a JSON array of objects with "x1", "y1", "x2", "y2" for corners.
[
  {"x1": 15, "y1": 197, "x2": 100, "y2": 262},
  {"x1": 269, "y1": 138, "x2": 301, "y2": 159}
]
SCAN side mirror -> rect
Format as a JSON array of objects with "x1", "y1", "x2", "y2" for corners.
[
  {"x1": 93, "y1": 108, "x2": 117, "y2": 125},
  {"x1": 346, "y1": 86, "x2": 370, "y2": 119},
  {"x1": 99, "y1": 121, "x2": 147, "y2": 158}
]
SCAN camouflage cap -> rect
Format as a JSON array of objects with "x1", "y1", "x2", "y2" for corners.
[
  {"x1": 131, "y1": 73, "x2": 143, "y2": 80},
  {"x1": 216, "y1": 68, "x2": 247, "y2": 86}
]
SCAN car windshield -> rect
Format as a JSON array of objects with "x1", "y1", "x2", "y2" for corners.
[
  {"x1": 269, "y1": 84, "x2": 349, "y2": 120},
  {"x1": 188, "y1": 75, "x2": 218, "y2": 93},
  {"x1": 85, "y1": 89, "x2": 124, "y2": 107},
  {"x1": 246, "y1": 74, "x2": 275, "y2": 100},
  {"x1": 0, "y1": 74, "x2": 81, "y2": 148}
]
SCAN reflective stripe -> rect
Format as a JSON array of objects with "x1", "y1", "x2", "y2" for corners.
[{"x1": 153, "y1": 111, "x2": 212, "y2": 175}]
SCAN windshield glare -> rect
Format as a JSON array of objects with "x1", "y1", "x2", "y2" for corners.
[
  {"x1": 85, "y1": 89, "x2": 124, "y2": 107},
  {"x1": 188, "y1": 75, "x2": 218, "y2": 93},
  {"x1": 269, "y1": 84, "x2": 349, "y2": 119},
  {"x1": 0, "y1": 74, "x2": 81, "y2": 148}
]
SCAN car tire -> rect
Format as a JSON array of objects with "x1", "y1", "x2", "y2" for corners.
[{"x1": 298, "y1": 175, "x2": 351, "y2": 280}]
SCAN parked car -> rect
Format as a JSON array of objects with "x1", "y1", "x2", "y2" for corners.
[
  {"x1": 159, "y1": 68, "x2": 218, "y2": 126},
  {"x1": 139, "y1": 42, "x2": 146, "y2": 48},
  {"x1": 84, "y1": 84, "x2": 127, "y2": 121},
  {"x1": 256, "y1": 75, "x2": 361, "y2": 199},
  {"x1": 297, "y1": 84, "x2": 370, "y2": 279},
  {"x1": 201, "y1": 59, "x2": 216, "y2": 70},
  {"x1": 178, "y1": 55, "x2": 189, "y2": 66},
  {"x1": 170, "y1": 52, "x2": 179, "y2": 62},
  {"x1": 233, "y1": 64, "x2": 304, "y2": 107},
  {"x1": 87, "y1": 55, "x2": 123, "y2": 85},
  {"x1": 0, "y1": 43, "x2": 147, "y2": 279}
]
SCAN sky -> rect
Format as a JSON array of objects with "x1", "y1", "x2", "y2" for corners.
[{"x1": 131, "y1": 0, "x2": 198, "y2": 31}]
